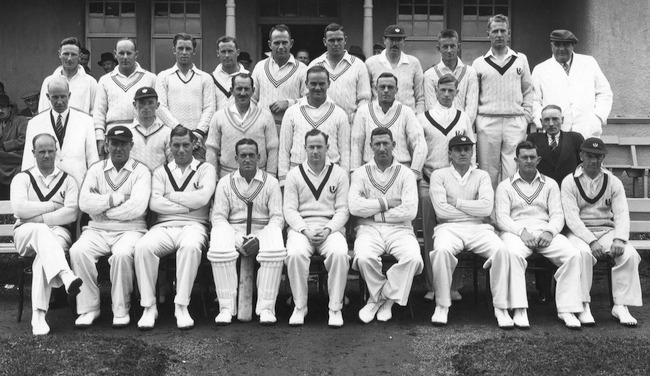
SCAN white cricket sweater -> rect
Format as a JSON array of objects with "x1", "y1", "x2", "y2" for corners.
[
  {"x1": 278, "y1": 97, "x2": 350, "y2": 182},
  {"x1": 472, "y1": 48, "x2": 533, "y2": 122},
  {"x1": 430, "y1": 166, "x2": 493, "y2": 224},
  {"x1": 150, "y1": 158, "x2": 216, "y2": 227},
  {"x1": 93, "y1": 63, "x2": 157, "y2": 140},
  {"x1": 348, "y1": 158, "x2": 418, "y2": 228},
  {"x1": 205, "y1": 103, "x2": 278, "y2": 177},
  {"x1": 351, "y1": 100, "x2": 425, "y2": 176},
  {"x1": 155, "y1": 64, "x2": 216, "y2": 136},
  {"x1": 128, "y1": 117, "x2": 172, "y2": 171},
  {"x1": 365, "y1": 51, "x2": 425, "y2": 114},
  {"x1": 38, "y1": 66, "x2": 97, "y2": 115},
  {"x1": 419, "y1": 102, "x2": 475, "y2": 178},
  {"x1": 423, "y1": 58, "x2": 479, "y2": 123},
  {"x1": 309, "y1": 51, "x2": 371, "y2": 123},
  {"x1": 561, "y1": 166, "x2": 630, "y2": 243},
  {"x1": 79, "y1": 158, "x2": 151, "y2": 231},
  {"x1": 251, "y1": 55, "x2": 307, "y2": 126},
  {"x1": 283, "y1": 160, "x2": 350, "y2": 233},
  {"x1": 210, "y1": 63, "x2": 247, "y2": 111}
]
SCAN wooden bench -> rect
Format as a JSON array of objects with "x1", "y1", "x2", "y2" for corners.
[
  {"x1": 628, "y1": 198, "x2": 650, "y2": 250},
  {"x1": 602, "y1": 136, "x2": 650, "y2": 198}
]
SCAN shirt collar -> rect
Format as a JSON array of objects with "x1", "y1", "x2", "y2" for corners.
[
  {"x1": 300, "y1": 96, "x2": 332, "y2": 109},
  {"x1": 35, "y1": 166, "x2": 62, "y2": 181},
  {"x1": 379, "y1": 50, "x2": 409, "y2": 67},
  {"x1": 169, "y1": 157, "x2": 200, "y2": 172},
  {"x1": 174, "y1": 63, "x2": 197, "y2": 73},
  {"x1": 214, "y1": 63, "x2": 247, "y2": 76},
  {"x1": 51, "y1": 108, "x2": 70, "y2": 119},
  {"x1": 112, "y1": 62, "x2": 146, "y2": 78},
  {"x1": 233, "y1": 168, "x2": 265, "y2": 182},
  {"x1": 433, "y1": 100, "x2": 454, "y2": 112},
  {"x1": 303, "y1": 158, "x2": 332, "y2": 176},
  {"x1": 547, "y1": 131, "x2": 561, "y2": 141},
  {"x1": 132, "y1": 116, "x2": 164, "y2": 131},
  {"x1": 437, "y1": 57, "x2": 465, "y2": 71},
  {"x1": 372, "y1": 99, "x2": 400, "y2": 113},
  {"x1": 573, "y1": 165, "x2": 607, "y2": 179},
  {"x1": 484, "y1": 47, "x2": 517, "y2": 59},
  {"x1": 450, "y1": 162, "x2": 475, "y2": 178},
  {"x1": 369, "y1": 156, "x2": 401, "y2": 171},
  {"x1": 56, "y1": 65, "x2": 84, "y2": 79},
  {"x1": 270, "y1": 54, "x2": 297, "y2": 69},
  {"x1": 103, "y1": 157, "x2": 135, "y2": 172},
  {"x1": 513, "y1": 170, "x2": 543, "y2": 184}
]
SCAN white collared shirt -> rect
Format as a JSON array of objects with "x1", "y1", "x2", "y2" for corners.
[
  {"x1": 573, "y1": 165, "x2": 605, "y2": 196},
  {"x1": 378, "y1": 51, "x2": 410, "y2": 69},
  {"x1": 233, "y1": 168, "x2": 265, "y2": 189},
  {"x1": 51, "y1": 108, "x2": 70, "y2": 123},
  {"x1": 450, "y1": 162, "x2": 475, "y2": 187},
  {"x1": 175, "y1": 63, "x2": 197, "y2": 80},
  {"x1": 484, "y1": 47, "x2": 517, "y2": 63},
  {"x1": 228, "y1": 103, "x2": 251, "y2": 123},
  {"x1": 547, "y1": 132, "x2": 560, "y2": 145},
  {"x1": 512, "y1": 170, "x2": 544, "y2": 195},
  {"x1": 35, "y1": 166, "x2": 62, "y2": 187}
]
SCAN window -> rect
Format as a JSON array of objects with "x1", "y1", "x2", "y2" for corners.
[
  {"x1": 152, "y1": 0, "x2": 202, "y2": 73},
  {"x1": 462, "y1": 0, "x2": 510, "y2": 39},
  {"x1": 397, "y1": 0, "x2": 445, "y2": 37},
  {"x1": 259, "y1": 0, "x2": 337, "y2": 18}
]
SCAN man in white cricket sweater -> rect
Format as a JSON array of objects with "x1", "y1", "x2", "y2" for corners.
[
  {"x1": 473, "y1": 14, "x2": 534, "y2": 189},
  {"x1": 252, "y1": 24, "x2": 308, "y2": 132},
  {"x1": 351, "y1": 72, "x2": 425, "y2": 178},
  {"x1": 349, "y1": 127, "x2": 423, "y2": 323},
  {"x1": 562, "y1": 138, "x2": 642, "y2": 326},
  {"x1": 23, "y1": 77, "x2": 99, "y2": 186},
  {"x1": 308, "y1": 23, "x2": 371, "y2": 124},
  {"x1": 206, "y1": 73, "x2": 279, "y2": 178},
  {"x1": 423, "y1": 29, "x2": 478, "y2": 123},
  {"x1": 134, "y1": 126, "x2": 217, "y2": 331},
  {"x1": 532, "y1": 30, "x2": 612, "y2": 138},
  {"x1": 209, "y1": 138, "x2": 286, "y2": 326},
  {"x1": 211, "y1": 36, "x2": 248, "y2": 112},
  {"x1": 127, "y1": 87, "x2": 172, "y2": 171},
  {"x1": 365, "y1": 25, "x2": 425, "y2": 114},
  {"x1": 38, "y1": 37, "x2": 97, "y2": 116},
  {"x1": 418, "y1": 74, "x2": 475, "y2": 302},
  {"x1": 156, "y1": 33, "x2": 216, "y2": 161},
  {"x1": 284, "y1": 129, "x2": 350, "y2": 328},
  {"x1": 429, "y1": 135, "x2": 514, "y2": 328},
  {"x1": 279, "y1": 66, "x2": 350, "y2": 184},
  {"x1": 70, "y1": 126, "x2": 151, "y2": 329},
  {"x1": 94, "y1": 38, "x2": 157, "y2": 157},
  {"x1": 12, "y1": 134, "x2": 83, "y2": 335},
  {"x1": 496, "y1": 141, "x2": 586, "y2": 329}
]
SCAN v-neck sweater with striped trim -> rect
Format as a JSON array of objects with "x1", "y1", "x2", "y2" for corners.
[
  {"x1": 10, "y1": 166, "x2": 79, "y2": 228},
  {"x1": 419, "y1": 103, "x2": 475, "y2": 177},
  {"x1": 150, "y1": 159, "x2": 217, "y2": 228},
  {"x1": 79, "y1": 158, "x2": 151, "y2": 231},
  {"x1": 251, "y1": 57, "x2": 308, "y2": 125},
  {"x1": 155, "y1": 65, "x2": 216, "y2": 135},
  {"x1": 365, "y1": 52, "x2": 425, "y2": 114},
  {"x1": 278, "y1": 98, "x2": 350, "y2": 182},
  {"x1": 351, "y1": 100, "x2": 426, "y2": 176},
  {"x1": 423, "y1": 58, "x2": 479, "y2": 124},
  {"x1": 93, "y1": 64, "x2": 157, "y2": 140},
  {"x1": 211, "y1": 169, "x2": 284, "y2": 236},
  {"x1": 128, "y1": 118, "x2": 172, "y2": 171},
  {"x1": 309, "y1": 52, "x2": 371, "y2": 123},
  {"x1": 561, "y1": 167, "x2": 629, "y2": 243},
  {"x1": 472, "y1": 50, "x2": 534, "y2": 121},
  {"x1": 495, "y1": 172, "x2": 564, "y2": 236},
  {"x1": 205, "y1": 103, "x2": 279, "y2": 176},
  {"x1": 348, "y1": 159, "x2": 418, "y2": 227},
  {"x1": 283, "y1": 161, "x2": 350, "y2": 233},
  {"x1": 429, "y1": 167, "x2": 493, "y2": 224}
]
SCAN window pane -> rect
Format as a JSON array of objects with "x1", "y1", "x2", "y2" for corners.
[
  {"x1": 401, "y1": 23, "x2": 413, "y2": 35},
  {"x1": 186, "y1": 2, "x2": 200, "y2": 15},
  {"x1": 413, "y1": 21, "x2": 428, "y2": 36},
  {"x1": 170, "y1": 18, "x2": 185, "y2": 31},
  {"x1": 121, "y1": 2, "x2": 135, "y2": 15},
  {"x1": 154, "y1": 17, "x2": 169, "y2": 33},
  {"x1": 478, "y1": 6, "x2": 493, "y2": 16},
  {"x1": 462, "y1": 20, "x2": 478, "y2": 37},
  {"x1": 399, "y1": 0, "x2": 411, "y2": 4},
  {"x1": 429, "y1": 20, "x2": 444, "y2": 36},
  {"x1": 105, "y1": 2, "x2": 119, "y2": 16},
  {"x1": 105, "y1": 17, "x2": 120, "y2": 33},
  {"x1": 495, "y1": 6, "x2": 508, "y2": 15},
  {"x1": 478, "y1": 0, "x2": 493, "y2": 5},
  {"x1": 495, "y1": 0, "x2": 509, "y2": 4},
  {"x1": 398, "y1": 5, "x2": 412, "y2": 16},
  {"x1": 154, "y1": 3, "x2": 168, "y2": 17},
  {"x1": 279, "y1": 0, "x2": 299, "y2": 16},
  {"x1": 121, "y1": 17, "x2": 136, "y2": 33},
  {"x1": 89, "y1": 2, "x2": 103, "y2": 14},
  {"x1": 414, "y1": 5, "x2": 428, "y2": 15},
  {"x1": 463, "y1": 6, "x2": 477, "y2": 16},
  {"x1": 186, "y1": 18, "x2": 201, "y2": 34},
  {"x1": 169, "y1": 2, "x2": 184, "y2": 15},
  {"x1": 89, "y1": 17, "x2": 104, "y2": 33},
  {"x1": 301, "y1": 0, "x2": 317, "y2": 17},
  {"x1": 259, "y1": 0, "x2": 278, "y2": 16},
  {"x1": 431, "y1": 5, "x2": 444, "y2": 16},
  {"x1": 319, "y1": 0, "x2": 337, "y2": 17}
]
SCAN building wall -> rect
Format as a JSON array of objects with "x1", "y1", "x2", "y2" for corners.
[{"x1": 0, "y1": 0, "x2": 85, "y2": 102}]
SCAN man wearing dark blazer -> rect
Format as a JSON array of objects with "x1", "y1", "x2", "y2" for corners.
[{"x1": 526, "y1": 104, "x2": 583, "y2": 186}]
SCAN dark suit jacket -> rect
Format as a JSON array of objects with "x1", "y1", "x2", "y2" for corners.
[{"x1": 526, "y1": 131, "x2": 584, "y2": 186}]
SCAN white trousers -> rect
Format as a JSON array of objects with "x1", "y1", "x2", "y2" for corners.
[
  {"x1": 431, "y1": 223, "x2": 511, "y2": 308},
  {"x1": 285, "y1": 229, "x2": 350, "y2": 311},
  {"x1": 134, "y1": 224, "x2": 207, "y2": 307},
  {"x1": 69, "y1": 228, "x2": 144, "y2": 317},
  {"x1": 476, "y1": 115, "x2": 527, "y2": 188},
  {"x1": 501, "y1": 231, "x2": 584, "y2": 313},
  {"x1": 207, "y1": 223, "x2": 287, "y2": 315},
  {"x1": 13, "y1": 223, "x2": 72, "y2": 311},
  {"x1": 566, "y1": 229, "x2": 643, "y2": 306},
  {"x1": 352, "y1": 225, "x2": 423, "y2": 306}
]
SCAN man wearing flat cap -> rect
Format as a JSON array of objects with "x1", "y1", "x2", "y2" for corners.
[
  {"x1": 98, "y1": 52, "x2": 118, "y2": 74},
  {"x1": 0, "y1": 94, "x2": 28, "y2": 199},
  {"x1": 237, "y1": 51, "x2": 253, "y2": 71},
  {"x1": 19, "y1": 91, "x2": 40, "y2": 119},
  {"x1": 70, "y1": 125, "x2": 151, "y2": 329},
  {"x1": 365, "y1": 25, "x2": 425, "y2": 114},
  {"x1": 561, "y1": 138, "x2": 642, "y2": 327},
  {"x1": 532, "y1": 30, "x2": 612, "y2": 138}
]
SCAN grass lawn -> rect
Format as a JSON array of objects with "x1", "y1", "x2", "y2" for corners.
[{"x1": 0, "y1": 333, "x2": 173, "y2": 376}]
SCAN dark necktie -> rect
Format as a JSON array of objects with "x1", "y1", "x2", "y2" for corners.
[
  {"x1": 563, "y1": 63, "x2": 570, "y2": 75},
  {"x1": 55, "y1": 114, "x2": 64, "y2": 142},
  {"x1": 550, "y1": 135, "x2": 557, "y2": 150}
]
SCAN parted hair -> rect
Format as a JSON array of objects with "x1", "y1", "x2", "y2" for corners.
[
  {"x1": 377, "y1": 72, "x2": 398, "y2": 87},
  {"x1": 269, "y1": 24, "x2": 291, "y2": 40},
  {"x1": 306, "y1": 66, "x2": 330, "y2": 83},
  {"x1": 516, "y1": 140, "x2": 538, "y2": 157},
  {"x1": 60, "y1": 37, "x2": 81, "y2": 50},
  {"x1": 235, "y1": 138, "x2": 259, "y2": 155},
  {"x1": 217, "y1": 36, "x2": 239, "y2": 49},
  {"x1": 438, "y1": 73, "x2": 458, "y2": 88},
  {"x1": 230, "y1": 72, "x2": 255, "y2": 91},
  {"x1": 437, "y1": 29, "x2": 459, "y2": 41},
  {"x1": 371, "y1": 127, "x2": 394, "y2": 142},
  {"x1": 304, "y1": 128, "x2": 329, "y2": 145},
  {"x1": 173, "y1": 33, "x2": 197, "y2": 49},
  {"x1": 170, "y1": 125, "x2": 197, "y2": 143}
]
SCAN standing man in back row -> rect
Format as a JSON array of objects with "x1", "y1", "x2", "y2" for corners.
[
  {"x1": 156, "y1": 33, "x2": 215, "y2": 161},
  {"x1": 252, "y1": 25, "x2": 308, "y2": 133},
  {"x1": 473, "y1": 14, "x2": 533, "y2": 188},
  {"x1": 365, "y1": 25, "x2": 425, "y2": 114},
  {"x1": 424, "y1": 29, "x2": 478, "y2": 124},
  {"x1": 211, "y1": 36, "x2": 248, "y2": 112}
]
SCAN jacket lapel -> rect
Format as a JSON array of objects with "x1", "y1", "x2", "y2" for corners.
[
  {"x1": 556, "y1": 132, "x2": 572, "y2": 167},
  {"x1": 537, "y1": 133, "x2": 553, "y2": 166}
]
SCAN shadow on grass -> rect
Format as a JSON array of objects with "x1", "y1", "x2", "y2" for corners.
[
  {"x1": 452, "y1": 335, "x2": 650, "y2": 375},
  {"x1": 0, "y1": 333, "x2": 174, "y2": 376}
]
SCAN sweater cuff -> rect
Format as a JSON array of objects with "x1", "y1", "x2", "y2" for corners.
[
  {"x1": 95, "y1": 129, "x2": 105, "y2": 142},
  {"x1": 193, "y1": 129, "x2": 206, "y2": 138}
]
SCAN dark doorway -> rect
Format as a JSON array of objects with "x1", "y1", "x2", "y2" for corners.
[{"x1": 260, "y1": 24, "x2": 329, "y2": 63}]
